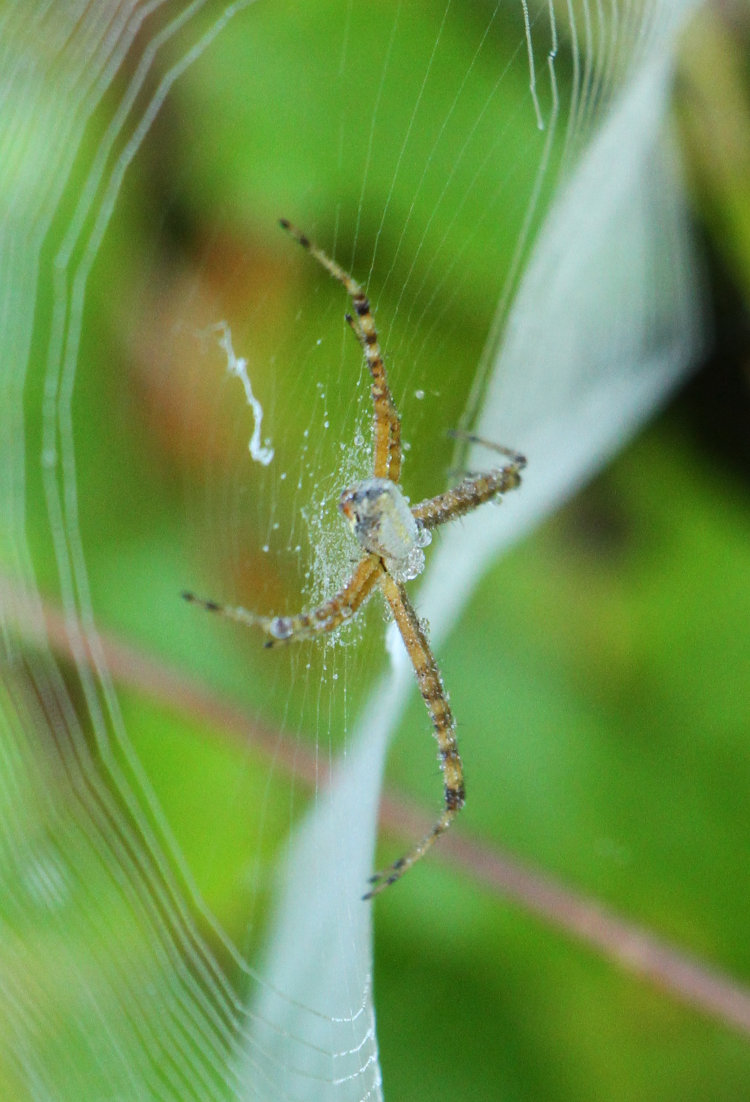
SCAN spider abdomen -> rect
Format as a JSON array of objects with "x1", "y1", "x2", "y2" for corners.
[{"x1": 339, "y1": 478, "x2": 430, "y2": 582}]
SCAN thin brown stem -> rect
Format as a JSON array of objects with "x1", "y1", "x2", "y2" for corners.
[{"x1": 9, "y1": 581, "x2": 750, "y2": 1039}]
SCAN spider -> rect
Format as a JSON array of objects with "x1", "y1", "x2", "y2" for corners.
[{"x1": 183, "y1": 219, "x2": 526, "y2": 898}]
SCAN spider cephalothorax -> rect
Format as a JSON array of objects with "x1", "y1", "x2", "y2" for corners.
[
  {"x1": 339, "y1": 478, "x2": 429, "y2": 582},
  {"x1": 184, "y1": 220, "x2": 526, "y2": 897}
]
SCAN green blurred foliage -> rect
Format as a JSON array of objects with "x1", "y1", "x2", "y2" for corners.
[{"x1": 20, "y1": 0, "x2": 750, "y2": 1099}]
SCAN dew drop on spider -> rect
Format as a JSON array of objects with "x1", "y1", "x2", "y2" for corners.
[
  {"x1": 269, "y1": 616, "x2": 294, "y2": 640},
  {"x1": 401, "y1": 545, "x2": 426, "y2": 581},
  {"x1": 416, "y1": 525, "x2": 432, "y2": 549}
]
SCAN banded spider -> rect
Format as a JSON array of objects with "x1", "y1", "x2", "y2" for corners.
[{"x1": 184, "y1": 220, "x2": 526, "y2": 897}]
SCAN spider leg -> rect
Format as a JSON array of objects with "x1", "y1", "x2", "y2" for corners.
[
  {"x1": 345, "y1": 311, "x2": 402, "y2": 482},
  {"x1": 364, "y1": 573, "x2": 464, "y2": 899},
  {"x1": 411, "y1": 442, "x2": 526, "y2": 531},
  {"x1": 279, "y1": 219, "x2": 401, "y2": 483},
  {"x1": 183, "y1": 555, "x2": 382, "y2": 647},
  {"x1": 447, "y1": 429, "x2": 526, "y2": 462}
]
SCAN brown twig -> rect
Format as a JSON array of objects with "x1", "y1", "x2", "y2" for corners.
[
  {"x1": 380, "y1": 791, "x2": 750, "y2": 1035},
  {"x1": 14, "y1": 588, "x2": 750, "y2": 1038}
]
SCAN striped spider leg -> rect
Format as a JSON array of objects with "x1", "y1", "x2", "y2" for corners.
[{"x1": 183, "y1": 220, "x2": 526, "y2": 898}]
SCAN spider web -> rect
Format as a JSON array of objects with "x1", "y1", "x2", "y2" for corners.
[{"x1": 0, "y1": 1, "x2": 705, "y2": 1100}]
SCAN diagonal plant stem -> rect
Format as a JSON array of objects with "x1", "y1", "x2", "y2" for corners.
[
  {"x1": 379, "y1": 791, "x2": 750, "y2": 1036},
  {"x1": 14, "y1": 582, "x2": 750, "y2": 1039}
]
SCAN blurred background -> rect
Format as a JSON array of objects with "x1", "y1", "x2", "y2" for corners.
[{"x1": 3, "y1": 0, "x2": 750, "y2": 1098}]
